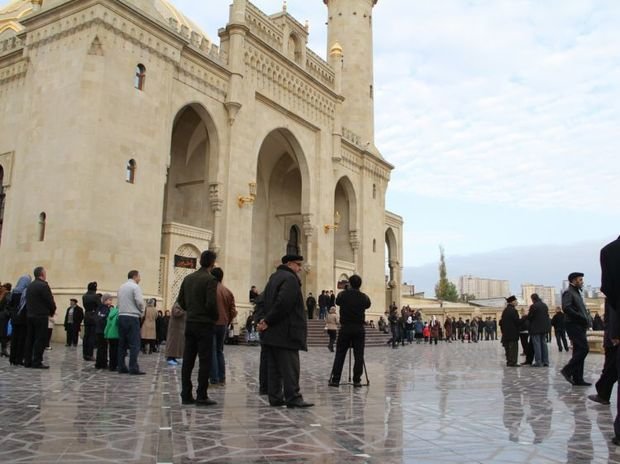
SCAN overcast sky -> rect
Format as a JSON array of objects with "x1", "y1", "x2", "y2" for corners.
[{"x1": 173, "y1": 0, "x2": 620, "y2": 272}]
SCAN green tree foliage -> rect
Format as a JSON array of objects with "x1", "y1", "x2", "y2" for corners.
[{"x1": 435, "y1": 245, "x2": 459, "y2": 302}]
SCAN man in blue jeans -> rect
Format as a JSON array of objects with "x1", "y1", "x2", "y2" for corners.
[
  {"x1": 209, "y1": 267, "x2": 237, "y2": 386},
  {"x1": 117, "y1": 270, "x2": 145, "y2": 375},
  {"x1": 527, "y1": 293, "x2": 550, "y2": 367}
]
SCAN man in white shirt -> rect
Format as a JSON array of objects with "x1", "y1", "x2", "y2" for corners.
[{"x1": 117, "y1": 270, "x2": 145, "y2": 375}]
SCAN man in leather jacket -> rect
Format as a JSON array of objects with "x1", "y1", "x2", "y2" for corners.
[{"x1": 560, "y1": 272, "x2": 592, "y2": 386}]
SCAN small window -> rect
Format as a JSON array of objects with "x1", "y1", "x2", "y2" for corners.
[
  {"x1": 372, "y1": 238, "x2": 376, "y2": 252},
  {"x1": 126, "y1": 159, "x2": 136, "y2": 183},
  {"x1": 372, "y1": 183, "x2": 377, "y2": 199},
  {"x1": 135, "y1": 64, "x2": 146, "y2": 90},
  {"x1": 38, "y1": 212, "x2": 46, "y2": 242},
  {"x1": 370, "y1": 84, "x2": 374, "y2": 99}
]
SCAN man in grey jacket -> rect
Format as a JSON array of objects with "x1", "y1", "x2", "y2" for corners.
[
  {"x1": 117, "y1": 270, "x2": 145, "y2": 375},
  {"x1": 560, "y1": 272, "x2": 592, "y2": 386}
]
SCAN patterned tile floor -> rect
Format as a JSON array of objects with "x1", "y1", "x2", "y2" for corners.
[{"x1": 0, "y1": 340, "x2": 618, "y2": 463}]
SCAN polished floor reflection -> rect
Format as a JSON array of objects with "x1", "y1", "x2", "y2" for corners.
[{"x1": 0, "y1": 340, "x2": 618, "y2": 463}]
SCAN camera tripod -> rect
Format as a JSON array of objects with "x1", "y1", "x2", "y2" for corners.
[{"x1": 331, "y1": 345, "x2": 370, "y2": 387}]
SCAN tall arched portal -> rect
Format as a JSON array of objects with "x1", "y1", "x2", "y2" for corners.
[
  {"x1": 333, "y1": 176, "x2": 358, "y2": 289},
  {"x1": 251, "y1": 129, "x2": 308, "y2": 290},
  {"x1": 161, "y1": 104, "x2": 217, "y2": 306},
  {"x1": 385, "y1": 227, "x2": 399, "y2": 308}
]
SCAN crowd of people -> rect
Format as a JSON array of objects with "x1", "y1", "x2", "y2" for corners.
[{"x1": 0, "y1": 235, "x2": 618, "y2": 445}]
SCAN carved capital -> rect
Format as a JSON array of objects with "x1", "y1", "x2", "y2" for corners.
[
  {"x1": 209, "y1": 183, "x2": 223, "y2": 212},
  {"x1": 302, "y1": 213, "x2": 314, "y2": 239}
]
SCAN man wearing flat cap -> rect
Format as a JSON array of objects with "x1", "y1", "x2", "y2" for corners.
[
  {"x1": 560, "y1": 272, "x2": 592, "y2": 386},
  {"x1": 499, "y1": 296, "x2": 520, "y2": 367},
  {"x1": 256, "y1": 254, "x2": 313, "y2": 408}
]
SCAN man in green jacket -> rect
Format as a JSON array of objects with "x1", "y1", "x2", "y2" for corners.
[{"x1": 177, "y1": 250, "x2": 218, "y2": 406}]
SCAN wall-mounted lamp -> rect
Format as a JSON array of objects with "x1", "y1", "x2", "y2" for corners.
[
  {"x1": 324, "y1": 211, "x2": 341, "y2": 233},
  {"x1": 237, "y1": 181, "x2": 257, "y2": 208}
]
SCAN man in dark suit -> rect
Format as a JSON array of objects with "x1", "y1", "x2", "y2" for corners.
[
  {"x1": 177, "y1": 250, "x2": 218, "y2": 406},
  {"x1": 499, "y1": 296, "x2": 520, "y2": 367},
  {"x1": 257, "y1": 254, "x2": 313, "y2": 408},
  {"x1": 24, "y1": 266, "x2": 56, "y2": 368},
  {"x1": 63, "y1": 298, "x2": 84, "y2": 347},
  {"x1": 328, "y1": 275, "x2": 371, "y2": 387},
  {"x1": 599, "y1": 236, "x2": 620, "y2": 445},
  {"x1": 560, "y1": 272, "x2": 592, "y2": 386}
]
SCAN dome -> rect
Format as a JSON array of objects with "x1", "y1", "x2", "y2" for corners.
[
  {"x1": 0, "y1": 0, "x2": 35, "y2": 36},
  {"x1": 152, "y1": 0, "x2": 211, "y2": 46}
]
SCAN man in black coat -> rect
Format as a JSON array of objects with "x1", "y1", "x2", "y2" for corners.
[
  {"x1": 328, "y1": 275, "x2": 371, "y2": 387},
  {"x1": 528, "y1": 293, "x2": 551, "y2": 367},
  {"x1": 82, "y1": 282, "x2": 100, "y2": 361},
  {"x1": 560, "y1": 272, "x2": 592, "y2": 386},
  {"x1": 499, "y1": 296, "x2": 520, "y2": 367},
  {"x1": 599, "y1": 236, "x2": 620, "y2": 445},
  {"x1": 257, "y1": 254, "x2": 313, "y2": 408},
  {"x1": 305, "y1": 293, "x2": 316, "y2": 320},
  {"x1": 63, "y1": 298, "x2": 84, "y2": 347},
  {"x1": 177, "y1": 250, "x2": 218, "y2": 406},
  {"x1": 551, "y1": 307, "x2": 569, "y2": 352},
  {"x1": 24, "y1": 266, "x2": 56, "y2": 368}
]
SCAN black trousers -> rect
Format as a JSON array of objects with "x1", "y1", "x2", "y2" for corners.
[
  {"x1": 259, "y1": 343, "x2": 269, "y2": 394},
  {"x1": 327, "y1": 329, "x2": 337, "y2": 351},
  {"x1": 264, "y1": 345, "x2": 301, "y2": 404},
  {"x1": 181, "y1": 321, "x2": 214, "y2": 401},
  {"x1": 24, "y1": 317, "x2": 48, "y2": 367},
  {"x1": 9, "y1": 323, "x2": 27, "y2": 364},
  {"x1": 564, "y1": 323, "x2": 589, "y2": 383},
  {"x1": 519, "y1": 333, "x2": 529, "y2": 354},
  {"x1": 555, "y1": 329, "x2": 569, "y2": 351},
  {"x1": 504, "y1": 340, "x2": 518, "y2": 366},
  {"x1": 330, "y1": 327, "x2": 365, "y2": 384},
  {"x1": 65, "y1": 324, "x2": 79, "y2": 346},
  {"x1": 108, "y1": 339, "x2": 118, "y2": 371},
  {"x1": 596, "y1": 345, "x2": 617, "y2": 401},
  {"x1": 83, "y1": 325, "x2": 96, "y2": 359},
  {"x1": 95, "y1": 333, "x2": 108, "y2": 368}
]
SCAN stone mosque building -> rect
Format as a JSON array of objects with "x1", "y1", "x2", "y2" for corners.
[{"x1": 0, "y1": 0, "x2": 403, "y2": 324}]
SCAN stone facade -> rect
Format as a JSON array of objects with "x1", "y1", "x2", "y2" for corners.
[{"x1": 0, "y1": 0, "x2": 403, "y2": 328}]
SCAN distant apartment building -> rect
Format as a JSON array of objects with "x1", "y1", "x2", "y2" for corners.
[
  {"x1": 459, "y1": 275, "x2": 510, "y2": 299},
  {"x1": 522, "y1": 284, "x2": 556, "y2": 307}
]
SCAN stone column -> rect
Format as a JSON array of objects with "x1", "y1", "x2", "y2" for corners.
[
  {"x1": 349, "y1": 230, "x2": 360, "y2": 271},
  {"x1": 302, "y1": 213, "x2": 316, "y2": 293},
  {"x1": 209, "y1": 182, "x2": 223, "y2": 254}
]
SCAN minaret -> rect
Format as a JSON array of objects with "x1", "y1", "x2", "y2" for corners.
[{"x1": 324, "y1": 0, "x2": 378, "y2": 148}]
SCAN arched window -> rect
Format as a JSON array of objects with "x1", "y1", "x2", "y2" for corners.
[
  {"x1": 288, "y1": 34, "x2": 301, "y2": 64},
  {"x1": 38, "y1": 212, "x2": 46, "y2": 242},
  {"x1": 287, "y1": 226, "x2": 300, "y2": 255},
  {"x1": 0, "y1": 165, "x2": 5, "y2": 246},
  {"x1": 126, "y1": 159, "x2": 136, "y2": 183},
  {"x1": 372, "y1": 183, "x2": 377, "y2": 199},
  {"x1": 372, "y1": 238, "x2": 376, "y2": 252},
  {"x1": 134, "y1": 64, "x2": 146, "y2": 90}
]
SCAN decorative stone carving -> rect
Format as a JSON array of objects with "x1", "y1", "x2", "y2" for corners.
[{"x1": 209, "y1": 183, "x2": 223, "y2": 212}]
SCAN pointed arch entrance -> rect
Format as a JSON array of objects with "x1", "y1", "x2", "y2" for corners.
[
  {"x1": 251, "y1": 128, "x2": 309, "y2": 290},
  {"x1": 333, "y1": 176, "x2": 358, "y2": 289},
  {"x1": 385, "y1": 227, "x2": 399, "y2": 308},
  {"x1": 161, "y1": 103, "x2": 218, "y2": 307}
]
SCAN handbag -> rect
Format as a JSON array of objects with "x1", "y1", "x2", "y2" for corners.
[{"x1": 6, "y1": 319, "x2": 12, "y2": 337}]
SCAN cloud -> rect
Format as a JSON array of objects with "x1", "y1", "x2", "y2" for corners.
[{"x1": 372, "y1": 0, "x2": 620, "y2": 213}]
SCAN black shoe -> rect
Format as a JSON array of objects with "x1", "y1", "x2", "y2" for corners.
[
  {"x1": 129, "y1": 371, "x2": 146, "y2": 375},
  {"x1": 588, "y1": 394, "x2": 610, "y2": 405},
  {"x1": 84, "y1": 357, "x2": 95, "y2": 361},
  {"x1": 181, "y1": 397, "x2": 195, "y2": 405},
  {"x1": 574, "y1": 381, "x2": 592, "y2": 387},
  {"x1": 612, "y1": 437, "x2": 620, "y2": 446},
  {"x1": 259, "y1": 390, "x2": 268, "y2": 395},
  {"x1": 32, "y1": 364, "x2": 50, "y2": 369},
  {"x1": 286, "y1": 400, "x2": 314, "y2": 409},
  {"x1": 520, "y1": 362, "x2": 531, "y2": 366},
  {"x1": 118, "y1": 368, "x2": 129, "y2": 374},
  {"x1": 328, "y1": 382, "x2": 340, "y2": 387},
  {"x1": 560, "y1": 368, "x2": 575, "y2": 385},
  {"x1": 195, "y1": 398, "x2": 217, "y2": 406},
  {"x1": 269, "y1": 400, "x2": 285, "y2": 406},
  {"x1": 353, "y1": 382, "x2": 363, "y2": 388}
]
